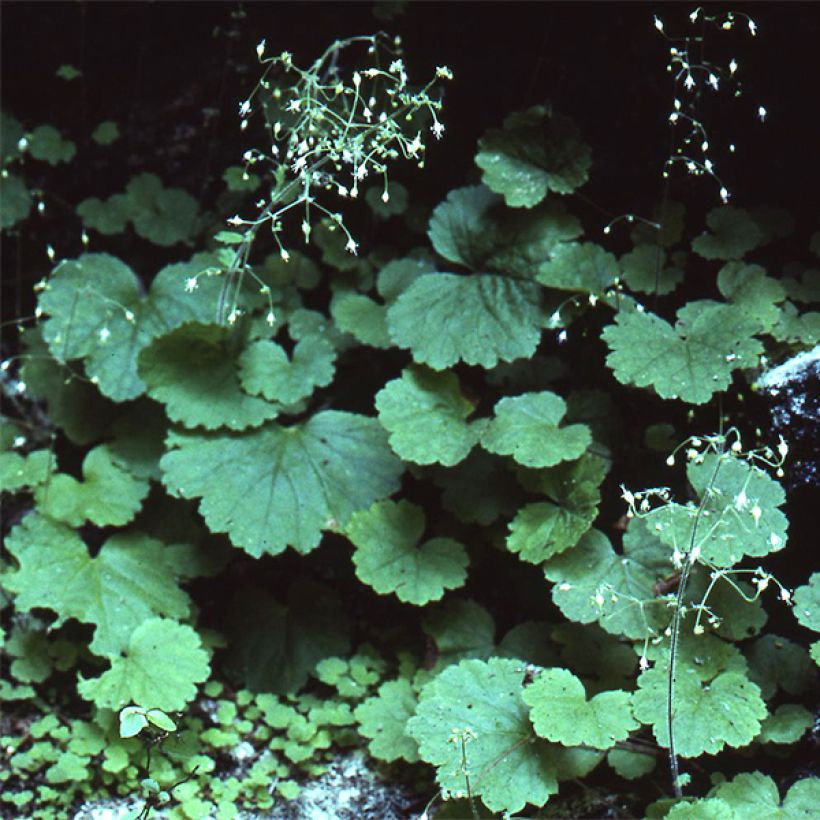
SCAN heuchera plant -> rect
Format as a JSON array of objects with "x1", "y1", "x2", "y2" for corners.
[{"x1": 1, "y1": 7, "x2": 819, "y2": 818}]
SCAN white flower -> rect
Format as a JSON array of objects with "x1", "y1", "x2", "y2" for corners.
[
  {"x1": 751, "y1": 504, "x2": 762, "y2": 524},
  {"x1": 124, "y1": 310, "x2": 135, "y2": 322},
  {"x1": 256, "y1": 39, "x2": 266, "y2": 58},
  {"x1": 734, "y1": 489, "x2": 748, "y2": 510},
  {"x1": 639, "y1": 656, "x2": 650, "y2": 671},
  {"x1": 266, "y1": 310, "x2": 275, "y2": 327},
  {"x1": 684, "y1": 74, "x2": 695, "y2": 90},
  {"x1": 185, "y1": 277, "x2": 198, "y2": 293},
  {"x1": 345, "y1": 238, "x2": 359, "y2": 255},
  {"x1": 239, "y1": 100, "x2": 251, "y2": 116},
  {"x1": 431, "y1": 120, "x2": 445, "y2": 139},
  {"x1": 758, "y1": 105, "x2": 767, "y2": 122},
  {"x1": 729, "y1": 58, "x2": 738, "y2": 74},
  {"x1": 654, "y1": 15, "x2": 664, "y2": 33},
  {"x1": 98, "y1": 327, "x2": 111, "y2": 343},
  {"x1": 407, "y1": 132, "x2": 423, "y2": 157},
  {"x1": 280, "y1": 248, "x2": 290, "y2": 262},
  {"x1": 381, "y1": 190, "x2": 390, "y2": 203},
  {"x1": 435, "y1": 66, "x2": 453, "y2": 80}
]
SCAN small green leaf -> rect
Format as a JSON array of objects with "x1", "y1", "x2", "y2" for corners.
[
  {"x1": 475, "y1": 107, "x2": 592, "y2": 207},
  {"x1": 27, "y1": 124, "x2": 76, "y2": 165},
  {"x1": 481, "y1": 391, "x2": 591, "y2": 468},
  {"x1": 602, "y1": 301, "x2": 763, "y2": 404},
  {"x1": 717, "y1": 262, "x2": 786, "y2": 331},
  {"x1": 793, "y1": 572, "x2": 820, "y2": 632},
  {"x1": 422, "y1": 599, "x2": 495, "y2": 670},
  {"x1": 346, "y1": 500, "x2": 469, "y2": 605},
  {"x1": 746, "y1": 634, "x2": 815, "y2": 699},
  {"x1": 607, "y1": 748, "x2": 655, "y2": 780},
  {"x1": 78, "y1": 619, "x2": 209, "y2": 711},
  {"x1": 388, "y1": 272, "x2": 544, "y2": 370},
  {"x1": 91, "y1": 121, "x2": 119, "y2": 145},
  {"x1": 354, "y1": 678, "x2": 419, "y2": 763},
  {"x1": 34, "y1": 445, "x2": 149, "y2": 527},
  {"x1": 145, "y1": 708, "x2": 177, "y2": 733},
  {"x1": 127, "y1": 173, "x2": 199, "y2": 246},
  {"x1": 56, "y1": 64, "x2": 82, "y2": 81},
  {"x1": 536, "y1": 242, "x2": 619, "y2": 294},
  {"x1": 757, "y1": 704, "x2": 813, "y2": 744},
  {"x1": 692, "y1": 206, "x2": 764, "y2": 260},
  {"x1": 223, "y1": 166, "x2": 261, "y2": 192},
  {"x1": 77, "y1": 194, "x2": 131, "y2": 234},
  {"x1": 330, "y1": 293, "x2": 391, "y2": 348},
  {"x1": 0, "y1": 450, "x2": 52, "y2": 493},
  {"x1": 620, "y1": 245, "x2": 683, "y2": 295},
  {"x1": 524, "y1": 668, "x2": 638, "y2": 749},
  {"x1": 239, "y1": 335, "x2": 336, "y2": 405},
  {"x1": 0, "y1": 173, "x2": 32, "y2": 229},
  {"x1": 376, "y1": 366, "x2": 479, "y2": 466},
  {"x1": 119, "y1": 707, "x2": 148, "y2": 738},
  {"x1": 365, "y1": 181, "x2": 408, "y2": 218}
]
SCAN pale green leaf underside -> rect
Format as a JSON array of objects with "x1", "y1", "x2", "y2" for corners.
[
  {"x1": 77, "y1": 619, "x2": 209, "y2": 712},
  {"x1": 346, "y1": 500, "x2": 469, "y2": 605},
  {"x1": 602, "y1": 301, "x2": 763, "y2": 404},
  {"x1": 407, "y1": 658, "x2": 559, "y2": 814},
  {"x1": 481, "y1": 391, "x2": 591, "y2": 468},
  {"x1": 160, "y1": 410, "x2": 403, "y2": 557},
  {"x1": 524, "y1": 667, "x2": 637, "y2": 749},
  {"x1": 139, "y1": 323, "x2": 279, "y2": 431},
  {"x1": 5, "y1": 515, "x2": 190, "y2": 656},
  {"x1": 375, "y1": 366, "x2": 479, "y2": 466},
  {"x1": 387, "y1": 273, "x2": 544, "y2": 370}
]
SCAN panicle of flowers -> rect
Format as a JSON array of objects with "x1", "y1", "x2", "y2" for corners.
[{"x1": 656, "y1": 8, "x2": 764, "y2": 205}]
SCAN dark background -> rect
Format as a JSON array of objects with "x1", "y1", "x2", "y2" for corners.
[{"x1": 3, "y1": 1, "x2": 820, "y2": 222}]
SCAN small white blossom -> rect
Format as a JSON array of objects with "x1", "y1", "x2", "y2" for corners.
[
  {"x1": 256, "y1": 39, "x2": 266, "y2": 58},
  {"x1": 779, "y1": 587, "x2": 791, "y2": 602},
  {"x1": 345, "y1": 238, "x2": 359, "y2": 255},
  {"x1": 185, "y1": 277, "x2": 198, "y2": 293},
  {"x1": 381, "y1": 190, "x2": 390, "y2": 203},
  {"x1": 735, "y1": 489, "x2": 748, "y2": 510},
  {"x1": 124, "y1": 310, "x2": 135, "y2": 322},
  {"x1": 751, "y1": 504, "x2": 762, "y2": 524},
  {"x1": 239, "y1": 100, "x2": 251, "y2": 116},
  {"x1": 98, "y1": 327, "x2": 111, "y2": 343},
  {"x1": 758, "y1": 105, "x2": 767, "y2": 122},
  {"x1": 639, "y1": 656, "x2": 650, "y2": 671},
  {"x1": 431, "y1": 120, "x2": 445, "y2": 139},
  {"x1": 266, "y1": 310, "x2": 275, "y2": 327},
  {"x1": 46, "y1": 244, "x2": 56, "y2": 261},
  {"x1": 748, "y1": 18, "x2": 757, "y2": 36},
  {"x1": 720, "y1": 186, "x2": 730, "y2": 203},
  {"x1": 280, "y1": 248, "x2": 290, "y2": 262},
  {"x1": 435, "y1": 65, "x2": 453, "y2": 80},
  {"x1": 684, "y1": 74, "x2": 695, "y2": 91},
  {"x1": 729, "y1": 58, "x2": 738, "y2": 74},
  {"x1": 654, "y1": 15, "x2": 664, "y2": 33}
]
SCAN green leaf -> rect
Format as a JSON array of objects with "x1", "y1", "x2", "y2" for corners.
[
  {"x1": 746, "y1": 635, "x2": 815, "y2": 699},
  {"x1": 387, "y1": 272, "x2": 544, "y2": 370},
  {"x1": 239, "y1": 335, "x2": 336, "y2": 405},
  {"x1": 330, "y1": 292, "x2": 391, "y2": 348},
  {"x1": 78, "y1": 619, "x2": 209, "y2": 711},
  {"x1": 432, "y1": 450, "x2": 519, "y2": 525},
  {"x1": 407, "y1": 658, "x2": 559, "y2": 814},
  {"x1": 536, "y1": 242, "x2": 619, "y2": 294},
  {"x1": 708, "y1": 771, "x2": 820, "y2": 817},
  {"x1": 427, "y1": 185, "x2": 580, "y2": 274},
  {"x1": 91, "y1": 121, "x2": 119, "y2": 145},
  {"x1": 365, "y1": 180, "x2": 408, "y2": 218},
  {"x1": 119, "y1": 707, "x2": 149, "y2": 738},
  {"x1": 757, "y1": 704, "x2": 813, "y2": 744},
  {"x1": 139, "y1": 323, "x2": 278, "y2": 430},
  {"x1": 648, "y1": 453, "x2": 788, "y2": 568},
  {"x1": 632, "y1": 666, "x2": 766, "y2": 757},
  {"x1": 481, "y1": 391, "x2": 591, "y2": 468},
  {"x1": 507, "y1": 454, "x2": 605, "y2": 563},
  {"x1": 602, "y1": 301, "x2": 763, "y2": 404},
  {"x1": 38, "y1": 252, "x2": 229, "y2": 401},
  {"x1": 223, "y1": 166, "x2": 261, "y2": 192},
  {"x1": 0, "y1": 450, "x2": 52, "y2": 493},
  {"x1": 607, "y1": 748, "x2": 655, "y2": 780},
  {"x1": 692, "y1": 206, "x2": 765, "y2": 260},
  {"x1": 422, "y1": 599, "x2": 495, "y2": 670},
  {"x1": 160, "y1": 411, "x2": 403, "y2": 556},
  {"x1": 543, "y1": 522, "x2": 670, "y2": 639},
  {"x1": 127, "y1": 173, "x2": 199, "y2": 246},
  {"x1": 666, "y1": 798, "x2": 734, "y2": 819},
  {"x1": 793, "y1": 572, "x2": 820, "y2": 632},
  {"x1": 27, "y1": 125, "x2": 76, "y2": 165},
  {"x1": 475, "y1": 107, "x2": 592, "y2": 206},
  {"x1": 354, "y1": 679, "x2": 420, "y2": 763},
  {"x1": 717, "y1": 262, "x2": 786, "y2": 331},
  {"x1": 225, "y1": 581, "x2": 349, "y2": 694},
  {"x1": 1, "y1": 110, "x2": 25, "y2": 164},
  {"x1": 56, "y1": 64, "x2": 82, "y2": 81},
  {"x1": 377, "y1": 257, "x2": 436, "y2": 301},
  {"x1": 145, "y1": 708, "x2": 177, "y2": 733},
  {"x1": 5, "y1": 515, "x2": 190, "y2": 656},
  {"x1": 0, "y1": 173, "x2": 32, "y2": 229},
  {"x1": 620, "y1": 245, "x2": 683, "y2": 295},
  {"x1": 33, "y1": 445, "x2": 149, "y2": 526},
  {"x1": 375, "y1": 366, "x2": 479, "y2": 466},
  {"x1": 76, "y1": 194, "x2": 131, "y2": 235},
  {"x1": 346, "y1": 500, "x2": 469, "y2": 605},
  {"x1": 524, "y1": 668, "x2": 637, "y2": 749}
]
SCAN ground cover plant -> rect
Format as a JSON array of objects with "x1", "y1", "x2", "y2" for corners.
[{"x1": 1, "y1": 3, "x2": 819, "y2": 818}]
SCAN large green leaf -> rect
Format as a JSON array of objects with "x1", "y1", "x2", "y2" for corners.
[
  {"x1": 38, "y1": 253, "x2": 228, "y2": 401},
  {"x1": 375, "y1": 366, "x2": 479, "y2": 466},
  {"x1": 77, "y1": 619, "x2": 209, "y2": 711},
  {"x1": 602, "y1": 301, "x2": 762, "y2": 404},
  {"x1": 4, "y1": 515, "x2": 190, "y2": 656},
  {"x1": 475, "y1": 107, "x2": 592, "y2": 207},
  {"x1": 139, "y1": 322, "x2": 279, "y2": 430},
  {"x1": 407, "y1": 658, "x2": 559, "y2": 814},
  {"x1": 480, "y1": 391, "x2": 591, "y2": 468},
  {"x1": 346, "y1": 500, "x2": 469, "y2": 605},
  {"x1": 543, "y1": 523, "x2": 670, "y2": 639},
  {"x1": 160, "y1": 411, "x2": 403, "y2": 556},
  {"x1": 225, "y1": 581, "x2": 349, "y2": 694},
  {"x1": 647, "y1": 453, "x2": 788, "y2": 568},
  {"x1": 427, "y1": 185, "x2": 581, "y2": 274},
  {"x1": 387, "y1": 272, "x2": 544, "y2": 370},
  {"x1": 523, "y1": 668, "x2": 637, "y2": 749}
]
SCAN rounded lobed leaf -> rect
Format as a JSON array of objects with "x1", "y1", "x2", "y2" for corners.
[
  {"x1": 354, "y1": 678, "x2": 420, "y2": 763},
  {"x1": 692, "y1": 206, "x2": 765, "y2": 261},
  {"x1": 346, "y1": 499, "x2": 469, "y2": 605}
]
